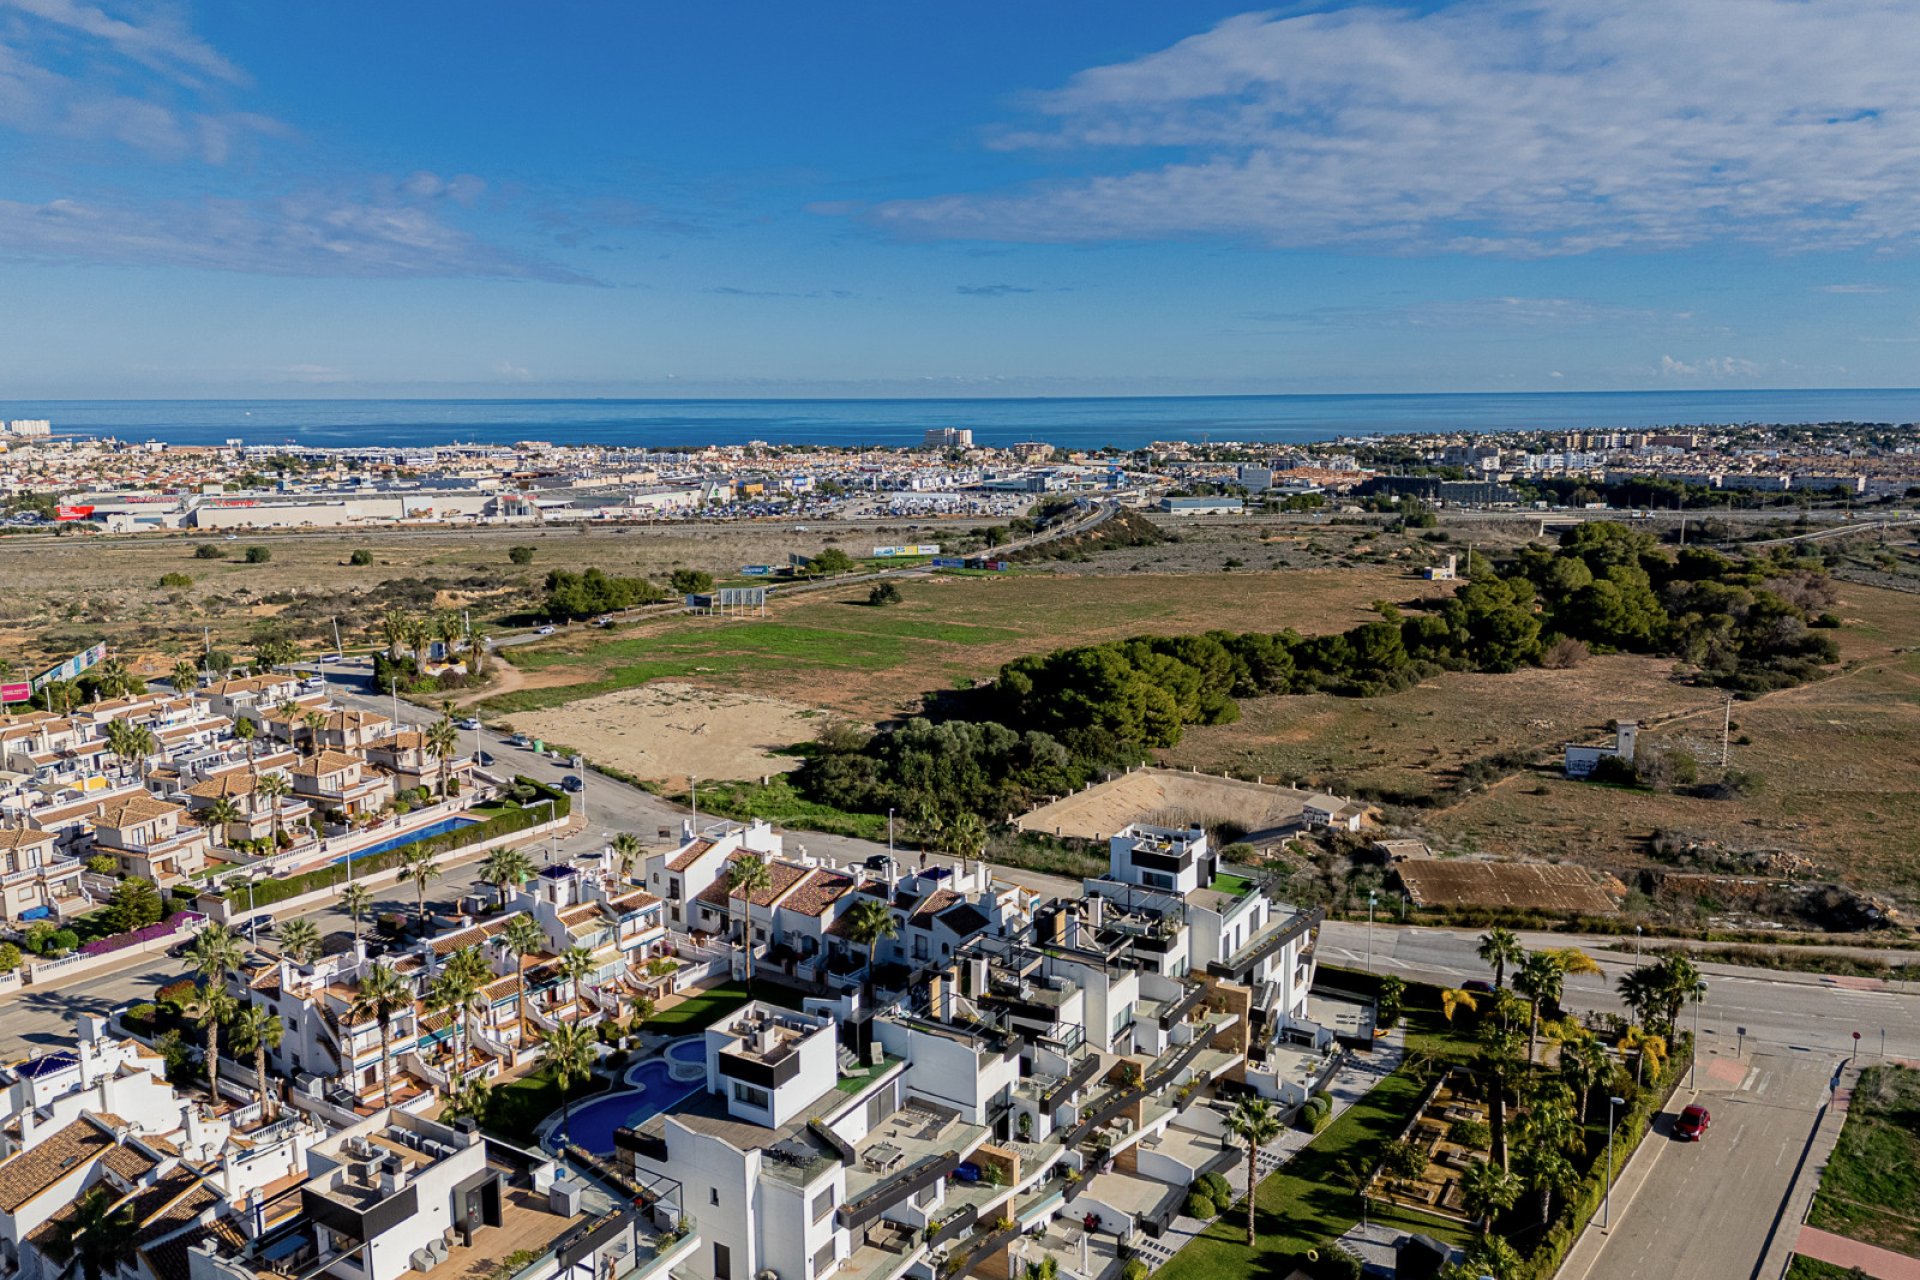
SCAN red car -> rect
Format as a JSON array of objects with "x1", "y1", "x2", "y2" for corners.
[{"x1": 1674, "y1": 1104, "x2": 1711, "y2": 1141}]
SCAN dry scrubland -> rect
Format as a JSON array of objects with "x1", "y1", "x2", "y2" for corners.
[{"x1": 1166, "y1": 580, "x2": 1920, "y2": 899}]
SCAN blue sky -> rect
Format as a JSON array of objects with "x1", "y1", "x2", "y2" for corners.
[{"x1": 0, "y1": 0, "x2": 1916, "y2": 397}]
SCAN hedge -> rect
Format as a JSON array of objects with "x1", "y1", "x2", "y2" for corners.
[
  {"x1": 202, "y1": 778, "x2": 570, "y2": 910},
  {"x1": 81, "y1": 911, "x2": 205, "y2": 957},
  {"x1": 1518, "y1": 1032, "x2": 1693, "y2": 1280}
]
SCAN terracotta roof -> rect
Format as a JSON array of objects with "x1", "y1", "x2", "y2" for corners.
[
  {"x1": 908, "y1": 889, "x2": 963, "y2": 928},
  {"x1": 93, "y1": 794, "x2": 183, "y2": 828},
  {"x1": 100, "y1": 1142, "x2": 159, "y2": 1183},
  {"x1": 0, "y1": 828, "x2": 56, "y2": 852},
  {"x1": 664, "y1": 838, "x2": 716, "y2": 873},
  {"x1": 780, "y1": 869, "x2": 857, "y2": 918},
  {"x1": 428, "y1": 914, "x2": 515, "y2": 957},
  {"x1": 606, "y1": 888, "x2": 662, "y2": 912},
  {"x1": 558, "y1": 904, "x2": 599, "y2": 927},
  {"x1": 0, "y1": 1118, "x2": 113, "y2": 1212},
  {"x1": 693, "y1": 855, "x2": 808, "y2": 910},
  {"x1": 185, "y1": 772, "x2": 257, "y2": 800},
  {"x1": 291, "y1": 749, "x2": 361, "y2": 777}
]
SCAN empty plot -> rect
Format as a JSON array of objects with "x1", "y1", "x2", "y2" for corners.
[{"x1": 1395, "y1": 858, "x2": 1624, "y2": 913}]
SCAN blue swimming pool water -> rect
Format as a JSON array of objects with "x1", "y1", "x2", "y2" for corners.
[
  {"x1": 553, "y1": 1059, "x2": 703, "y2": 1154},
  {"x1": 666, "y1": 1038, "x2": 706, "y2": 1065},
  {"x1": 332, "y1": 817, "x2": 476, "y2": 864}
]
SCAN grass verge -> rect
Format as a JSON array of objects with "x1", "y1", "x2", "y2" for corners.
[{"x1": 1807, "y1": 1063, "x2": 1920, "y2": 1256}]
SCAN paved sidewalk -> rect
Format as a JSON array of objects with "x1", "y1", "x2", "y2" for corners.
[
  {"x1": 1793, "y1": 1227, "x2": 1920, "y2": 1280},
  {"x1": 1131, "y1": 1033, "x2": 1406, "y2": 1271},
  {"x1": 1751, "y1": 1062, "x2": 1860, "y2": 1280}
]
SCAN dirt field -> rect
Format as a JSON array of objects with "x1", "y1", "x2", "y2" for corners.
[
  {"x1": 1395, "y1": 859, "x2": 1626, "y2": 913},
  {"x1": 489, "y1": 565, "x2": 1417, "y2": 721},
  {"x1": 0, "y1": 518, "x2": 982, "y2": 672},
  {"x1": 1016, "y1": 767, "x2": 1317, "y2": 841},
  {"x1": 502, "y1": 682, "x2": 820, "y2": 789}
]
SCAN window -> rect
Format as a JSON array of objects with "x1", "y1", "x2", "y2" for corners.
[
  {"x1": 733, "y1": 1081, "x2": 770, "y2": 1109},
  {"x1": 812, "y1": 1188, "x2": 835, "y2": 1224},
  {"x1": 714, "y1": 1243, "x2": 731, "y2": 1280},
  {"x1": 1142, "y1": 872, "x2": 1174, "y2": 890},
  {"x1": 913, "y1": 1185, "x2": 938, "y2": 1208},
  {"x1": 709, "y1": 1187, "x2": 719, "y2": 1206},
  {"x1": 912, "y1": 936, "x2": 929, "y2": 960},
  {"x1": 669, "y1": 877, "x2": 680, "y2": 897},
  {"x1": 812, "y1": 1242, "x2": 835, "y2": 1278}
]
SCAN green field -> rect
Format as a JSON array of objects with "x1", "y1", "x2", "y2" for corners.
[{"x1": 1808, "y1": 1064, "x2": 1920, "y2": 1255}]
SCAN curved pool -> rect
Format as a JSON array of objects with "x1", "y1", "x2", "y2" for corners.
[
  {"x1": 548, "y1": 1053, "x2": 704, "y2": 1154},
  {"x1": 667, "y1": 1038, "x2": 705, "y2": 1065}
]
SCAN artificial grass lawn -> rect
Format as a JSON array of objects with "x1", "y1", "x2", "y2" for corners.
[
  {"x1": 482, "y1": 1067, "x2": 603, "y2": 1147},
  {"x1": 637, "y1": 981, "x2": 755, "y2": 1033},
  {"x1": 1155, "y1": 1066, "x2": 1470, "y2": 1280},
  {"x1": 1807, "y1": 1064, "x2": 1920, "y2": 1255}
]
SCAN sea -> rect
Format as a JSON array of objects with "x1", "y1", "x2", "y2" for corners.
[{"x1": 6, "y1": 389, "x2": 1920, "y2": 452}]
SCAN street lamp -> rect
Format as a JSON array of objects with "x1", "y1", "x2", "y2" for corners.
[
  {"x1": 1634, "y1": 925, "x2": 1642, "y2": 961},
  {"x1": 1365, "y1": 891, "x2": 1377, "y2": 975},
  {"x1": 1688, "y1": 979, "x2": 1707, "y2": 1089},
  {"x1": 888, "y1": 808, "x2": 895, "y2": 852},
  {"x1": 1603, "y1": 1094, "x2": 1626, "y2": 1228}
]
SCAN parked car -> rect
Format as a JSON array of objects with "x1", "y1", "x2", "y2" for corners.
[
  {"x1": 1462, "y1": 979, "x2": 1494, "y2": 994},
  {"x1": 508, "y1": 734, "x2": 531, "y2": 747},
  {"x1": 475, "y1": 751, "x2": 495, "y2": 767},
  {"x1": 1674, "y1": 1104, "x2": 1711, "y2": 1141},
  {"x1": 536, "y1": 625, "x2": 557, "y2": 636},
  {"x1": 456, "y1": 718, "x2": 480, "y2": 731},
  {"x1": 562, "y1": 775, "x2": 584, "y2": 793}
]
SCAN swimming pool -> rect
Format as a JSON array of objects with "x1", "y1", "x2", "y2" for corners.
[
  {"x1": 550, "y1": 1058, "x2": 703, "y2": 1154},
  {"x1": 666, "y1": 1038, "x2": 706, "y2": 1066},
  {"x1": 332, "y1": 817, "x2": 476, "y2": 865}
]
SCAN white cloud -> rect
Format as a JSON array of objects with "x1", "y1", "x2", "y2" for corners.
[
  {"x1": 1818, "y1": 283, "x2": 1891, "y2": 294},
  {"x1": 868, "y1": 1, "x2": 1920, "y2": 256},
  {"x1": 1657, "y1": 354, "x2": 1763, "y2": 379},
  {"x1": 0, "y1": 193, "x2": 599, "y2": 284}
]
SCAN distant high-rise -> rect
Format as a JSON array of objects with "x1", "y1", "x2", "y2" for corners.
[
  {"x1": 921, "y1": 426, "x2": 973, "y2": 449},
  {"x1": 6, "y1": 419, "x2": 50, "y2": 437}
]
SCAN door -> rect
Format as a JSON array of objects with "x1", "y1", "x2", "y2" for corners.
[{"x1": 713, "y1": 1243, "x2": 731, "y2": 1280}]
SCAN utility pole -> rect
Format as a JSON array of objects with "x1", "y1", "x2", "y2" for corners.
[{"x1": 1722, "y1": 697, "x2": 1733, "y2": 767}]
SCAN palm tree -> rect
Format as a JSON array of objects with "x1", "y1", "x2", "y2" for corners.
[
  {"x1": 1477, "y1": 1023, "x2": 1525, "y2": 1172},
  {"x1": 1225, "y1": 1097, "x2": 1281, "y2": 1244},
  {"x1": 1515, "y1": 950, "x2": 1598, "y2": 1064},
  {"x1": 40, "y1": 1187, "x2": 138, "y2": 1280},
  {"x1": 1440, "y1": 986, "x2": 1480, "y2": 1023},
  {"x1": 426, "y1": 716, "x2": 459, "y2": 798},
  {"x1": 844, "y1": 898, "x2": 898, "y2": 991},
  {"x1": 171, "y1": 659, "x2": 199, "y2": 693},
  {"x1": 944, "y1": 811, "x2": 987, "y2": 860},
  {"x1": 429, "y1": 964, "x2": 481, "y2": 1079},
  {"x1": 725, "y1": 857, "x2": 774, "y2": 992},
  {"x1": 233, "y1": 714, "x2": 257, "y2": 764},
  {"x1": 188, "y1": 923, "x2": 244, "y2": 984},
  {"x1": 230, "y1": 1005, "x2": 284, "y2": 1120},
  {"x1": 481, "y1": 847, "x2": 534, "y2": 909},
  {"x1": 502, "y1": 914, "x2": 546, "y2": 1034},
  {"x1": 301, "y1": 709, "x2": 328, "y2": 758},
  {"x1": 1555, "y1": 1027, "x2": 1611, "y2": 1123},
  {"x1": 1516, "y1": 1136, "x2": 1578, "y2": 1226},
  {"x1": 403, "y1": 845, "x2": 441, "y2": 929},
  {"x1": 184, "y1": 984, "x2": 236, "y2": 1105},
  {"x1": 1463, "y1": 1233, "x2": 1523, "y2": 1280},
  {"x1": 204, "y1": 796, "x2": 243, "y2": 846},
  {"x1": 1023, "y1": 1258, "x2": 1059, "y2": 1280},
  {"x1": 1622, "y1": 1025, "x2": 1668, "y2": 1087},
  {"x1": 559, "y1": 946, "x2": 595, "y2": 1016},
  {"x1": 104, "y1": 720, "x2": 156, "y2": 778},
  {"x1": 610, "y1": 832, "x2": 643, "y2": 884},
  {"x1": 1616, "y1": 963, "x2": 1664, "y2": 1031},
  {"x1": 341, "y1": 882, "x2": 374, "y2": 944},
  {"x1": 279, "y1": 918, "x2": 322, "y2": 964},
  {"x1": 254, "y1": 770, "x2": 291, "y2": 844},
  {"x1": 349, "y1": 963, "x2": 412, "y2": 1109},
  {"x1": 443, "y1": 1073, "x2": 493, "y2": 1127},
  {"x1": 541, "y1": 1021, "x2": 597, "y2": 1150},
  {"x1": 1460, "y1": 1157, "x2": 1520, "y2": 1236},
  {"x1": 380, "y1": 608, "x2": 411, "y2": 660},
  {"x1": 448, "y1": 946, "x2": 495, "y2": 1066},
  {"x1": 1478, "y1": 928, "x2": 1524, "y2": 990}
]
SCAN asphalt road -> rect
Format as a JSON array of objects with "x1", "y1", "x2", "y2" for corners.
[
  {"x1": 1573, "y1": 1049, "x2": 1834, "y2": 1280},
  {"x1": 1317, "y1": 921, "x2": 1920, "y2": 1061}
]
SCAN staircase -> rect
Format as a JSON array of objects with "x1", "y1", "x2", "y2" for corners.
[{"x1": 836, "y1": 1042, "x2": 862, "y2": 1077}]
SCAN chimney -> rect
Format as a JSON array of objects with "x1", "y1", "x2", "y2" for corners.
[{"x1": 1087, "y1": 897, "x2": 1104, "y2": 929}]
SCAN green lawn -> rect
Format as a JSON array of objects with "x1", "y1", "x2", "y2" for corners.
[
  {"x1": 482, "y1": 1067, "x2": 603, "y2": 1147},
  {"x1": 663, "y1": 777, "x2": 888, "y2": 841},
  {"x1": 1808, "y1": 1064, "x2": 1920, "y2": 1255},
  {"x1": 640, "y1": 981, "x2": 756, "y2": 1033},
  {"x1": 1157, "y1": 1066, "x2": 1471, "y2": 1280}
]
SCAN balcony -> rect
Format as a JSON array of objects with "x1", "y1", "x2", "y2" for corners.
[{"x1": 1207, "y1": 907, "x2": 1322, "y2": 982}]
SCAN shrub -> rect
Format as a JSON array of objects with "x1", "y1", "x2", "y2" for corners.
[
  {"x1": 1183, "y1": 1191, "x2": 1216, "y2": 1219},
  {"x1": 1199, "y1": 1171, "x2": 1233, "y2": 1205},
  {"x1": 669, "y1": 568, "x2": 714, "y2": 594},
  {"x1": 508, "y1": 545, "x2": 535, "y2": 565},
  {"x1": 349, "y1": 549, "x2": 374, "y2": 566},
  {"x1": 0, "y1": 943, "x2": 19, "y2": 972},
  {"x1": 1448, "y1": 1117, "x2": 1491, "y2": 1150},
  {"x1": 869, "y1": 581, "x2": 903, "y2": 607},
  {"x1": 49, "y1": 929, "x2": 79, "y2": 955},
  {"x1": 193, "y1": 543, "x2": 225, "y2": 559},
  {"x1": 124, "y1": 1002, "x2": 158, "y2": 1028},
  {"x1": 159, "y1": 572, "x2": 193, "y2": 588},
  {"x1": 243, "y1": 545, "x2": 271, "y2": 563},
  {"x1": 23, "y1": 922, "x2": 55, "y2": 954},
  {"x1": 1309, "y1": 1107, "x2": 1332, "y2": 1134},
  {"x1": 1122, "y1": 1261, "x2": 1149, "y2": 1280}
]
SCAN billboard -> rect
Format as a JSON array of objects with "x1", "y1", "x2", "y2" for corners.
[
  {"x1": 0, "y1": 683, "x2": 29, "y2": 704},
  {"x1": 740, "y1": 565, "x2": 772, "y2": 576},
  {"x1": 54, "y1": 505, "x2": 94, "y2": 521},
  {"x1": 873, "y1": 544, "x2": 941, "y2": 558},
  {"x1": 32, "y1": 642, "x2": 108, "y2": 692}
]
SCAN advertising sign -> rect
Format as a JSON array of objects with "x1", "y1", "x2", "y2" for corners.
[
  {"x1": 31, "y1": 642, "x2": 108, "y2": 691},
  {"x1": 740, "y1": 565, "x2": 772, "y2": 576},
  {"x1": 872, "y1": 544, "x2": 941, "y2": 558},
  {"x1": 54, "y1": 505, "x2": 94, "y2": 521},
  {"x1": 0, "y1": 683, "x2": 29, "y2": 704}
]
